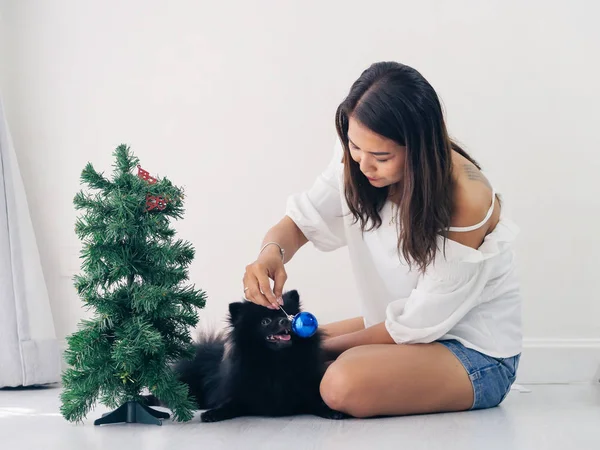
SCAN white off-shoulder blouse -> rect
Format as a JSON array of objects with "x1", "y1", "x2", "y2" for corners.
[{"x1": 286, "y1": 140, "x2": 522, "y2": 358}]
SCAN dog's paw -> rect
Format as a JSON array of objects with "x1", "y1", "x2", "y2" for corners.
[
  {"x1": 200, "y1": 409, "x2": 222, "y2": 423},
  {"x1": 323, "y1": 409, "x2": 348, "y2": 420},
  {"x1": 314, "y1": 404, "x2": 349, "y2": 420}
]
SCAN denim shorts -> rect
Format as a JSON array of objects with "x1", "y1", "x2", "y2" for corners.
[{"x1": 438, "y1": 339, "x2": 520, "y2": 410}]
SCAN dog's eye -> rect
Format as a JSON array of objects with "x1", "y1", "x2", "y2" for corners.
[{"x1": 261, "y1": 318, "x2": 272, "y2": 326}]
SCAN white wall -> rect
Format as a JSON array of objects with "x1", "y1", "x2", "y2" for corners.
[{"x1": 1, "y1": 1, "x2": 599, "y2": 355}]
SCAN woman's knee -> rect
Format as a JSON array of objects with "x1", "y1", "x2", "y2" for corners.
[{"x1": 320, "y1": 360, "x2": 370, "y2": 418}]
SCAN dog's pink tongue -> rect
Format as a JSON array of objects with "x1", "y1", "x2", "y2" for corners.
[{"x1": 277, "y1": 334, "x2": 291, "y2": 341}]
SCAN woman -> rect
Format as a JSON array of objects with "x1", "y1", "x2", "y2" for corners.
[{"x1": 242, "y1": 61, "x2": 521, "y2": 418}]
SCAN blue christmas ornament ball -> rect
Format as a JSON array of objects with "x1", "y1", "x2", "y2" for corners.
[{"x1": 291, "y1": 311, "x2": 319, "y2": 338}]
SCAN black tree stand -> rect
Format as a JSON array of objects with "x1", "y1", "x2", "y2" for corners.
[{"x1": 94, "y1": 401, "x2": 170, "y2": 426}]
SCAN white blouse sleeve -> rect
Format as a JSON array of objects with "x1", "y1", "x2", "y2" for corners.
[
  {"x1": 285, "y1": 140, "x2": 346, "y2": 252},
  {"x1": 384, "y1": 248, "x2": 493, "y2": 344}
]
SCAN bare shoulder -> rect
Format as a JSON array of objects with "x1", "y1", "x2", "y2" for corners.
[{"x1": 448, "y1": 152, "x2": 501, "y2": 249}]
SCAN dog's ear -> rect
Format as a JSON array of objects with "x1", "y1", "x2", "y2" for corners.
[
  {"x1": 228, "y1": 302, "x2": 244, "y2": 324},
  {"x1": 282, "y1": 290, "x2": 300, "y2": 313}
]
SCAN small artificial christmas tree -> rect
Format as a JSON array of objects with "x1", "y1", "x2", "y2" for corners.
[{"x1": 60, "y1": 145, "x2": 206, "y2": 425}]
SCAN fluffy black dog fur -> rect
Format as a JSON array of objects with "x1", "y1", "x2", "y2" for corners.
[{"x1": 148, "y1": 290, "x2": 344, "y2": 422}]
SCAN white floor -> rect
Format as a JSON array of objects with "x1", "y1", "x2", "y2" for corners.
[{"x1": 1, "y1": 384, "x2": 599, "y2": 450}]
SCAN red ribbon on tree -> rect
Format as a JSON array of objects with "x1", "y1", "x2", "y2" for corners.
[
  {"x1": 146, "y1": 194, "x2": 167, "y2": 211},
  {"x1": 138, "y1": 165, "x2": 169, "y2": 211},
  {"x1": 137, "y1": 165, "x2": 157, "y2": 184}
]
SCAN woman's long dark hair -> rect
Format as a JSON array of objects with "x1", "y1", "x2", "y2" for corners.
[{"x1": 335, "y1": 62, "x2": 480, "y2": 272}]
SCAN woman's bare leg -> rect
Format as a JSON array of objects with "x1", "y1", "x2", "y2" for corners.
[{"x1": 320, "y1": 343, "x2": 474, "y2": 418}]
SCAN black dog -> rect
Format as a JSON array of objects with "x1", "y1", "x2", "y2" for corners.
[{"x1": 148, "y1": 290, "x2": 345, "y2": 422}]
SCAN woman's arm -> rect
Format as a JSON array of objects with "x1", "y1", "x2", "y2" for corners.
[
  {"x1": 244, "y1": 139, "x2": 346, "y2": 308},
  {"x1": 260, "y1": 216, "x2": 308, "y2": 264},
  {"x1": 243, "y1": 216, "x2": 307, "y2": 309},
  {"x1": 321, "y1": 317, "x2": 365, "y2": 338},
  {"x1": 323, "y1": 322, "x2": 395, "y2": 358}
]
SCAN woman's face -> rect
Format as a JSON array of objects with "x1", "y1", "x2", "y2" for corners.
[{"x1": 347, "y1": 116, "x2": 407, "y2": 188}]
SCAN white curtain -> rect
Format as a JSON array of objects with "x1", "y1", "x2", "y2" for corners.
[{"x1": 0, "y1": 98, "x2": 60, "y2": 387}]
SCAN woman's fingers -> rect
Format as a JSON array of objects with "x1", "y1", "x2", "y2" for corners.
[
  {"x1": 258, "y1": 275, "x2": 279, "y2": 309},
  {"x1": 272, "y1": 268, "x2": 288, "y2": 303},
  {"x1": 243, "y1": 264, "x2": 278, "y2": 309}
]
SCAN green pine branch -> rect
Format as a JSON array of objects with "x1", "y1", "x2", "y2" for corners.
[
  {"x1": 80, "y1": 163, "x2": 112, "y2": 191},
  {"x1": 113, "y1": 144, "x2": 140, "y2": 176}
]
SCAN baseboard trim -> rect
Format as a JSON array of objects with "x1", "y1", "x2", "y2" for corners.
[
  {"x1": 59, "y1": 338, "x2": 600, "y2": 385},
  {"x1": 517, "y1": 338, "x2": 600, "y2": 384}
]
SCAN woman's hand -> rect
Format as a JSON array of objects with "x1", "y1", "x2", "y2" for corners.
[
  {"x1": 242, "y1": 246, "x2": 287, "y2": 309},
  {"x1": 242, "y1": 216, "x2": 308, "y2": 309}
]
